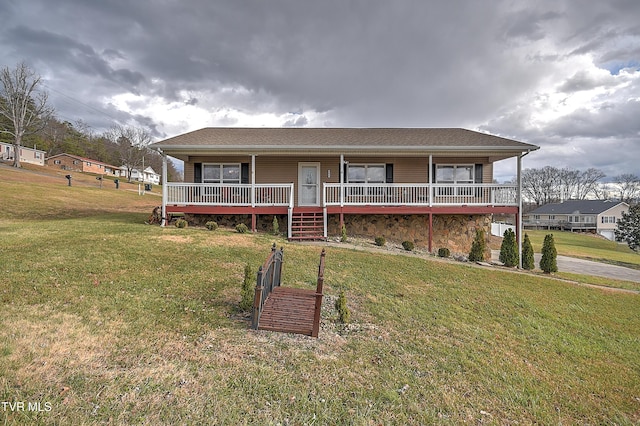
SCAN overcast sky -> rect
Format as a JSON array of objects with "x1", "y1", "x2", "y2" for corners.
[{"x1": 1, "y1": 0, "x2": 639, "y2": 181}]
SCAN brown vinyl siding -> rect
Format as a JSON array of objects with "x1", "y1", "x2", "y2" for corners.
[{"x1": 186, "y1": 155, "x2": 496, "y2": 185}]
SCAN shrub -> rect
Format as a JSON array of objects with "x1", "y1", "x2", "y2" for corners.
[
  {"x1": 499, "y1": 228, "x2": 519, "y2": 267},
  {"x1": 236, "y1": 223, "x2": 249, "y2": 234},
  {"x1": 272, "y1": 216, "x2": 279, "y2": 235},
  {"x1": 374, "y1": 236, "x2": 386, "y2": 246},
  {"x1": 402, "y1": 240, "x2": 414, "y2": 251},
  {"x1": 522, "y1": 233, "x2": 535, "y2": 270},
  {"x1": 540, "y1": 233, "x2": 558, "y2": 273},
  {"x1": 205, "y1": 221, "x2": 218, "y2": 231},
  {"x1": 239, "y1": 264, "x2": 254, "y2": 311},
  {"x1": 438, "y1": 247, "x2": 450, "y2": 258},
  {"x1": 468, "y1": 229, "x2": 486, "y2": 262},
  {"x1": 340, "y1": 224, "x2": 348, "y2": 242},
  {"x1": 335, "y1": 291, "x2": 350, "y2": 323},
  {"x1": 175, "y1": 218, "x2": 188, "y2": 228}
]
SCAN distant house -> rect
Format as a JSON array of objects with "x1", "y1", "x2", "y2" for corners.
[
  {"x1": 46, "y1": 153, "x2": 121, "y2": 176},
  {"x1": 120, "y1": 166, "x2": 160, "y2": 185},
  {"x1": 0, "y1": 142, "x2": 46, "y2": 166},
  {"x1": 523, "y1": 200, "x2": 629, "y2": 241}
]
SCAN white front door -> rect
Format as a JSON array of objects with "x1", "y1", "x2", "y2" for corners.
[{"x1": 298, "y1": 162, "x2": 320, "y2": 206}]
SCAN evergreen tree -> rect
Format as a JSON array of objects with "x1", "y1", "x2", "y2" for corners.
[
  {"x1": 499, "y1": 228, "x2": 519, "y2": 267},
  {"x1": 540, "y1": 234, "x2": 558, "y2": 273},
  {"x1": 468, "y1": 229, "x2": 486, "y2": 262},
  {"x1": 522, "y1": 233, "x2": 535, "y2": 270},
  {"x1": 615, "y1": 204, "x2": 640, "y2": 252}
]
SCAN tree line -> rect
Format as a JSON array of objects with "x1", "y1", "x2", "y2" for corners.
[
  {"x1": 522, "y1": 166, "x2": 639, "y2": 205},
  {"x1": 0, "y1": 62, "x2": 180, "y2": 181}
]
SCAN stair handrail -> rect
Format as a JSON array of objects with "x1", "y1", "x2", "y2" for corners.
[{"x1": 251, "y1": 243, "x2": 284, "y2": 329}]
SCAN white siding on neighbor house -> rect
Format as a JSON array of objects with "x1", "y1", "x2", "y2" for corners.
[
  {"x1": 597, "y1": 203, "x2": 629, "y2": 240},
  {"x1": 0, "y1": 142, "x2": 46, "y2": 166}
]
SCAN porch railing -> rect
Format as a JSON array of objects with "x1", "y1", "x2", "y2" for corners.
[
  {"x1": 166, "y1": 183, "x2": 294, "y2": 207},
  {"x1": 324, "y1": 183, "x2": 518, "y2": 206}
]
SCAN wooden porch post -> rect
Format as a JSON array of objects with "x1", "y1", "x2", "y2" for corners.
[
  {"x1": 161, "y1": 152, "x2": 168, "y2": 227},
  {"x1": 251, "y1": 154, "x2": 256, "y2": 232},
  {"x1": 428, "y1": 154, "x2": 433, "y2": 207},
  {"x1": 428, "y1": 212, "x2": 433, "y2": 253},
  {"x1": 517, "y1": 154, "x2": 523, "y2": 269}
]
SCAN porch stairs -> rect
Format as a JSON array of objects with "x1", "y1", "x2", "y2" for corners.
[{"x1": 289, "y1": 208, "x2": 326, "y2": 241}]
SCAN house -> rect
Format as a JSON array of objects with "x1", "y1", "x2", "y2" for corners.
[
  {"x1": 523, "y1": 200, "x2": 629, "y2": 241},
  {"x1": 151, "y1": 128, "x2": 539, "y2": 254},
  {"x1": 0, "y1": 142, "x2": 46, "y2": 166},
  {"x1": 119, "y1": 166, "x2": 161, "y2": 185},
  {"x1": 46, "y1": 153, "x2": 121, "y2": 176}
]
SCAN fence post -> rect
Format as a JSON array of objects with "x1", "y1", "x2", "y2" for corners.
[
  {"x1": 251, "y1": 266, "x2": 264, "y2": 329},
  {"x1": 311, "y1": 249, "x2": 326, "y2": 338}
]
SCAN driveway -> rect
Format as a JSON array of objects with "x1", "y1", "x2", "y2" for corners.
[{"x1": 491, "y1": 250, "x2": 640, "y2": 283}]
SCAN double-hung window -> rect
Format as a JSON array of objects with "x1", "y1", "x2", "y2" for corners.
[
  {"x1": 347, "y1": 164, "x2": 386, "y2": 184},
  {"x1": 202, "y1": 164, "x2": 241, "y2": 184},
  {"x1": 435, "y1": 164, "x2": 475, "y2": 196}
]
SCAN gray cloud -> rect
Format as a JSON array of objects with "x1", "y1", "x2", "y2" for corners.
[{"x1": 0, "y1": 0, "x2": 639, "y2": 178}]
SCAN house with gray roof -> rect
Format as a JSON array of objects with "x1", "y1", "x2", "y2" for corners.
[
  {"x1": 523, "y1": 199, "x2": 629, "y2": 241},
  {"x1": 151, "y1": 127, "x2": 539, "y2": 255}
]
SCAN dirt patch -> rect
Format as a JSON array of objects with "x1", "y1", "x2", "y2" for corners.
[{"x1": 155, "y1": 235, "x2": 193, "y2": 244}]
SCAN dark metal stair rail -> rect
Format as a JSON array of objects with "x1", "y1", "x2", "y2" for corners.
[{"x1": 251, "y1": 243, "x2": 284, "y2": 329}]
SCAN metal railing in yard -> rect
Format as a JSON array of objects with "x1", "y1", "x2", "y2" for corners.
[
  {"x1": 251, "y1": 244, "x2": 284, "y2": 330},
  {"x1": 324, "y1": 183, "x2": 518, "y2": 206}
]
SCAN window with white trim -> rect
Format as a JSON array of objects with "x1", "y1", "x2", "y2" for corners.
[
  {"x1": 347, "y1": 164, "x2": 385, "y2": 183},
  {"x1": 601, "y1": 216, "x2": 616, "y2": 224},
  {"x1": 202, "y1": 164, "x2": 240, "y2": 183},
  {"x1": 435, "y1": 164, "x2": 475, "y2": 196}
]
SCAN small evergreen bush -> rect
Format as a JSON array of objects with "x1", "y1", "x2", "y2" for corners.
[
  {"x1": 540, "y1": 233, "x2": 558, "y2": 273},
  {"x1": 335, "y1": 291, "x2": 350, "y2": 323},
  {"x1": 499, "y1": 228, "x2": 519, "y2": 267},
  {"x1": 438, "y1": 247, "x2": 450, "y2": 258},
  {"x1": 236, "y1": 223, "x2": 249, "y2": 234},
  {"x1": 175, "y1": 218, "x2": 188, "y2": 228},
  {"x1": 522, "y1": 233, "x2": 535, "y2": 270},
  {"x1": 468, "y1": 229, "x2": 486, "y2": 262},
  {"x1": 205, "y1": 221, "x2": 218, "y2": 231},
  {"x1": 374, "y1": 236, "x2": 386, "y2": 246},
  {"x1": 239, "y1": 264, "x2": 254, "y2": 311},
  {"x1": 340, "y1": 224, "x2": 348, "y2": 242},
  {"x1": 272, "y1": 216, "x2": 279, "y2": 235},
  {"x1": 402, "y1": 240, "x2": 414, "y2": 251}
]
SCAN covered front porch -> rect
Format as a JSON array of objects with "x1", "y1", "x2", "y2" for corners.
[{"x1": 162, "y1": 179, "x2": 520, "y2": 249}]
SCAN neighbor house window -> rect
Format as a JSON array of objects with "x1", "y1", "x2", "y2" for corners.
[
  {"x1": 601, "y1": 216, "x2": 616, "y2": 224},
  {"x1": 35, "y1": 152, "x2": 42, "y2": 159},
  {"x1": 54, "y1": 160, "x2": 61, "y2": 165},
  {"x1": 73, "y1": 160, "x2": 79, "y2": 165},
  {"x1": 202, "y1": 164, "x2": 240, "y2": 183}
]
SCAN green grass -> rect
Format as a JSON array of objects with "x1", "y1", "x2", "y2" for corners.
[
  {"x1": 0, "y1": 166, "x2": 639, "y2": 424},
  {"x1": 525, "y1": 230, "x2": 640, "y2": 270}
]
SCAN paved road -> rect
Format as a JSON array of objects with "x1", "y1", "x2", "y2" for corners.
[{"x1": 491, "y1": 250, "x2": 640, "y2": 283}]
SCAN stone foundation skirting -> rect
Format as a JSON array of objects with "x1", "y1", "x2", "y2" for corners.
[{"x1": 328, "y1": 213, "x2": 491, "y2": 256}]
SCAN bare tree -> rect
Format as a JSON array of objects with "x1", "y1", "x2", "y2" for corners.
[
  {"x1": 612, "y1": 173, "x2": 640, "y2": 203},
  {"x1": 0, "y1": 62, "x2": 54, "y2": 167},
  {"x1": 576, "y1": 168, "x2": 606, "y2": 200},
  {"x1": 105, "y1": 125, "x2": 153, "y2": 182}
]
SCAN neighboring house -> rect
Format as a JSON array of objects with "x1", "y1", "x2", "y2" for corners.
[
  {"x1": 120, "y1": 166, "x2": 161, "y2": 185},
  {"x1": 151, "y1": 128, "x2": 539, "y2": 253},
  {"x1": 523, "y1": 200, "x2": 629, "y2": 241},
  {"x1": 46, "y1": 153, "x2": 121, "y2": 176},
  {"x1": 0, "y1": 142, "x2": 46, "y2": 166}
]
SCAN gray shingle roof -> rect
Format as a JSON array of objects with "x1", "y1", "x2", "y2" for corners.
[
  {"x1": 528, "y1": 200, "x2": 625, "y2": 215},
  {"x1": 151, "y1": 127, "x2": 538, "y2": 153}
]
